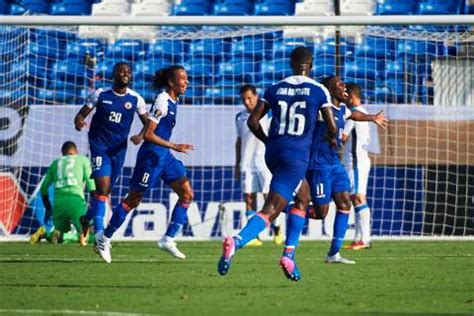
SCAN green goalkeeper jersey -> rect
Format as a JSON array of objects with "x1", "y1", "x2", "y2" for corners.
[{"x1": 40, "y1": 154, "x2": 96, "y2": 200}]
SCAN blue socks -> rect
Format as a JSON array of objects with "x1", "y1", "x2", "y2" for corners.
[
  {"x1": 328, "y1": 210, "x2": 350, "y2": 256},
  {"x1": 92, "y1": 194, "x2": 107, "y2": 234},
  {"x1": 235, "y1": 213, "x2": 269, "y2": 249},
  {"x1": 285, "y1": 208, "x2": 306, "y2": 250},
  {"x1": 165, "y1": 201, "x2": 190, "y2": 238},
  {"x1": 104, "y1": 202, "x2": 129, "y2": 239}
]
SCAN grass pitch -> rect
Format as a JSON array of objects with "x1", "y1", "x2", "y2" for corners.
[{"x1": 0, "y1": 241, "x2": 473, "y2": 315}]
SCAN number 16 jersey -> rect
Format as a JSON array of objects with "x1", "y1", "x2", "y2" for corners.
[{"x1": 263, "y1": 75, "x2": 332, "y2": 162}]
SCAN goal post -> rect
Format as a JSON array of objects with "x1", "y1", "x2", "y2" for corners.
[{"x1": 0, "y1": 16, "x2": 473, "y2": 241}]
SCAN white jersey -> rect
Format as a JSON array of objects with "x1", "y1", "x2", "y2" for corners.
[
  {"x1": 235, "y1": 109, "x2": 271, "y2": 172},
  {"x1": 342, "y1": 106, "x2": 371, "y2": 169}
]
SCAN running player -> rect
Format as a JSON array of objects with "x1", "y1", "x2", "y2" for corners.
[
  {"x1": 305, "y1": 76, "x2": 387, "y2": 264},
  {"x1": 73, "y1": 62, "x2": 148, "y2": 246},
  {"x1": 217, "y1": 47, "x2": 338, "y2": 281},
  {"x1": 342, "y1": 83, "x2": 373, "y2": 250},
  {"x1": 30, "y1": 141, "x2": 95, "y2": 244},
  {"x1": 235, "y1": 84, "x2": 283, "y2": 246},
  {"x1": 96, "y1": 65, "x2": 194, "y2": 264}
]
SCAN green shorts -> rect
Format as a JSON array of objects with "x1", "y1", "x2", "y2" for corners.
[{"x1": 53, "y1": 195, "x2": 87, "y2": 233}]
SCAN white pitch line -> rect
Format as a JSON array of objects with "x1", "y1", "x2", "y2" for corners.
[{"x1": 0, "y1": 309, "x2": 158, "y2": 316}]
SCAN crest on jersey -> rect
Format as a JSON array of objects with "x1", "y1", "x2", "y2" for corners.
[{"x1": 124, "y1": 102, "x2": 132, "y2": 110}]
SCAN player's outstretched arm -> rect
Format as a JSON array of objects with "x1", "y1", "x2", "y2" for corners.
[
  {"x1": 247, "y1": 99, "x2": 270, "y2": 143},
  {"x1": 350, "y1": 109, "x2": 389, "y2": 129},
  {"x1": 143, "y1": 115, "x2": 194, "y2": 154},
  {"x1": 74, "y1": 105, "x2": 93, "y2": 131}
]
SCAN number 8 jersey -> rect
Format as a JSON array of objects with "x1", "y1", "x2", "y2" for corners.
[
  {"x1": 263, "y1": 75, "x2": 332, "y2": 162},
  {"x1": 87, "y1": 87, "x2": 147, "y2": 148}
]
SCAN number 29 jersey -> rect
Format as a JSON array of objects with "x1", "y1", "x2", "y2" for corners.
[
  {"x1": 263, "y1": 75, "x2": 333, "y2": 162},
  {"x1": 87, "y1": 87, "x2": 147, "y2": 148}
]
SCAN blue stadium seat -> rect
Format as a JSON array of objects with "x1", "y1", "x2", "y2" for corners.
[
  {"x1": 355, "y1": 36, "x2": 396, "y2": 59},
  {"x1": 214, "y1": 1, "x2": 253, "y2": 15},
  {"x1": 30, "y1": 37, "x2": 64, "y2": 60},
  {"x1": 190, "y1": 39, "x2": 231, "y2": 60},
  {"x1": 53, "y1": 60, "x2": 92, "y2": 82},
  {"x1": 270, "y1": 38, "x2": 309, "y2": 59},
  {"x1": 344, "y1": 59, "x2": 385, "y2": 81},
  {"x1": 66, "y1": 39, "x2": 105, "y2": 59},
  {"x1": 313, "y1": 58, "x2": 336, "y2": 79},
  {"x1": 231, "y1": 37, "x2": 266, "y2": 59},
  {"x1": 385, "y1": 60, "x2": 405, "y2": 80},
  {"x1": 185, "y1": 57, "x2": 216, "y2": 77},
  {"x1": 418, "y1": 0, "x2": 462, "y2": 14},
  {"x1": 135, "y1": 57, "x2": 172, "y2": 82},
  {"x1": 396, "y1": 40, "x2": 441, "y2": 60},
  {"x1": 255, "y1": 0, "x2": 295, "y2": 15},
  {"x1": 96, "y1": 60, "x2": 115, "y2": 79},
  {"x1": 9, "y1": 3, "x2": 26, "y2": 15},
  {"x1": 50, "y1": 0, "x2": 92, "y2": 15},
  {"x1": 17, "y1": 0, "x2": 49, "y2": 14},
  {"x1": 106, "y1": 40, "x2": 148, "y2": 61},
  {"x1": 385, "y1": 79, "x2": 414, "y2": 103},
  {"x1": 174, "y1": 0, "x2": 212, "y2": 15},
  {"x1": 0, "y1": 1, "x2": 9, "y2": 14},
  {"x1": 219, "y1": 57, "x2": 259, "y2": 77},
  {"x1": 262, "y1": 59, "x2": 291, "y2": 81},
  {"x1": 148, "y1": 40, "x2": 188, "y2": 61},
  {"x1": 466, "y1": 0, "x2": 474, "y2": 14},
  {"x1": 376, "y1": 0, "x2": 419, "y2": 15}
]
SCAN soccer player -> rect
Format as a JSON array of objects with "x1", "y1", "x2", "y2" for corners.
[
  {"x1": 235, "y1": 84, "x2": 283, "y2": 246},
  {"x1": 73, "y1": 62, "x2": 148, "y2": 246},
  {"x1": 30, "y1": 141, "x2": 96, "y2": 244},
  {"x1": 305, "y1": 76, "x2": 388, "y2": 264},
  {"x1": 342, "y1": 83, "x2": 373, "y2": 250},
  {"x1": 96, "y1": 65, "x2": 194, "y2": 263},
  {"x1": 218, "y1": 47, "x2": 338, "y2": 281}
]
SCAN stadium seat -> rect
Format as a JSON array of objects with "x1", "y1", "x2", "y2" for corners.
[
  {"x1": 148, "y1": 40, "x2": 188, "y2": 61},
  {"x1": 106, "y1": 39, "x2": 148, "y2": 61},
  {"x1": 231, "y1": 37, "x2": 266, "y2": 60},
  {"x1": 0, "y1": 1, "x2": 9, "y2": 14},
  {"x1": 131, "y1": 1, "x2": 171, "y2": 15},
  {"x1": 376, "y1": 0, "x2": 419, "y2": 15},
  {"x1": 53, "y1": 60, "x2": 93, "y2": 82},
  {"x1": 354, "y1": 36, "x2": 396, "y2": 59},
  {"x1": 190, "y1": 39, "x2": 231, "y2": 60},
  {"x1": 30, "y1": 37, "x2": 64, "y2": 60},
  {"x1": 9, "y1": 4, "x2": 27, "y2": 15},
  {"x1": 17, "y1": 0, "x2": 49, "y2": 14},
  {"x1": 66, "y1": 39, "x2": 106, "y2": 59},
  {"x1": 184, "y1": 57, "x2": 216, "y2": 77},
  {"x1": 255, "y1": 0, "x2": 295, "y2": 15},
  {"x1": 385, "y1": 60, "x2": 405, "y2": 80},
  {"x1": 262, "y1": 59, "x2": 292, "y2": 81},
  {"x1": 270, "y1": 38, "x2": 309, "y2": 59},
  {"x1": 92, "y1": 1, "x2": 130, "y2": 16},
  {"x1": 174, "y1": 0, "x2": 213, "y2": 15},
  {"x1": 50, "y1": 1, "x2": 92, "y2": 15},
  {"x1": 344, "y1": 58, "x2": 384, "y2": 80},
  {"x1": 340, "y1": 0, "x2": 375, "y2": 15},
  {"x1": 295, "y1": 1, "x2": 334, "y2": 16},
  {"x1": 396, "y1": 40, "x2": 440, "y2": 60},
  {"x1": 214, "y1": 1, "x2": 253, "y2": 15},
  {"x1": 219, "y1": 57, "x2": 257, "y2": 76},
  {"x1": 418, "y1": 0, "x2": 462, "y2": 14}
]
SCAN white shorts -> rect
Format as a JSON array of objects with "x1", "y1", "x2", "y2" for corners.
[
  {"x1": 345, "y1": 165, "x2": 370, "y2": 196},
  {"x1": 241, "y1": 170, "x2": 272, "y2": 194}
]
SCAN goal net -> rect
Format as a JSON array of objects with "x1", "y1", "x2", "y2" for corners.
[{"x1": 0, "y1": 19, "x2": 473, "y2": 240}]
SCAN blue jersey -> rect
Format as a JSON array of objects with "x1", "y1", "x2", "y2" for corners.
[
  {"x1": 139, "y1": 91, "x2": 178, "y2": 157},
  {"x1": 87, "y1": 88, "x2": 147, "y2": 148},
  {"x1": 308, "y1": 104, "x2": 352, "y2": 169},
  {"x1": 263, "y1": 75, "x2": 332, "y2": 162}
]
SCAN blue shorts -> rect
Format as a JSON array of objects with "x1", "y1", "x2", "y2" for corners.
[
  {"x1": 307, "y1": 164, "x2": 350, "y2": 206},
  {"x1": 89, "y1": 141, "x2": 127, "y2": 185},
  {"x1": 130, "y1": 151, "x2": 187, "y2": 194},
  {"x1": 265, "y1": 154, "x2": 307, "y2": 203}
]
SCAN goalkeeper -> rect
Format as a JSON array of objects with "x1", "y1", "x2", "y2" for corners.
[{"x1": 30, "y1": 141, "x2": 96, "y2": 244}]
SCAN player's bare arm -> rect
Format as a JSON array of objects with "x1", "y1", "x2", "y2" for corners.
[
  {"x1": 350, "y1": 109, "x2": 389, "y2": 129},
  {"x1": 74, "y1": 105, "x2": 93, "y2": 131},
  {"x1": 247, "y1": 99, "x2": 270, "y2": 143},
  {"x1": 321, "y1": 106, "x2": 338, "y2": 147},
  {"x1": 130, "y1": 113, "x2": 149, "y2": 145},
  {"x1": 144, "y1": 112, "x2": 194, "y2": 154}
]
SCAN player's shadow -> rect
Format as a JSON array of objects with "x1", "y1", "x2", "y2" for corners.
[{"x1": 1, "y1": 283, "x2": 159, "y2": 289}]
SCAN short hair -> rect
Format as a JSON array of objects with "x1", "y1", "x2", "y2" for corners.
[
  {"x1": 240, "y1": 84, "x2": 257, "y2": 95},
  {"x1": 61, "y1": 141, "x2": 77, "y2": 155},
  {"x1": 290, "y1": 46, "x2": 313, "y2": 66},
  {"x1": 346, "y1": 83, "x2": 362, "y2": 99},
  {"x1": 112, "y1": 62, "x2": 131, "y2": 76},
  {"x1": 320, "y1": 76, "x2": 338, "y2": 94}
]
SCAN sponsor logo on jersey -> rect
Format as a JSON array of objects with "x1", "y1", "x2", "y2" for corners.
[
  {"x1": 103, "y1": 100, "x2": 113, "y2": 105},
  {"x1": 124, "y1": 102, "x2": 132, "y2": 110}
]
